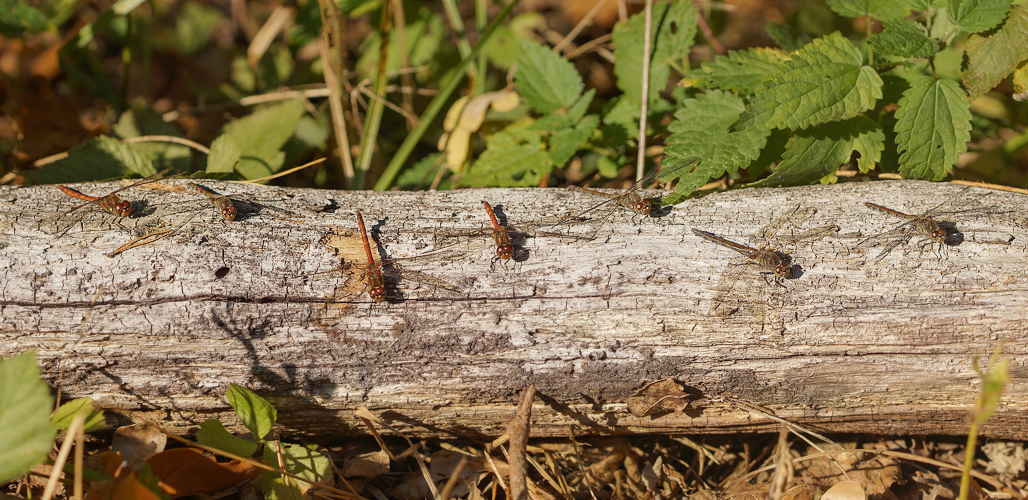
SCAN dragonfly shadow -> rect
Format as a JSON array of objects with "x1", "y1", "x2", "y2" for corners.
[{"x1": 940, "y1": 222, "x2": 965, "y2": 246}]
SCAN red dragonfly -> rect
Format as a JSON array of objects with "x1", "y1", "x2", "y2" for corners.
[
  {"x1": 483, "y1": 200, "x2": 513, "y2": 260},
  {"x1": 38, "y1": 169, "x2": 174, "y2": 237},
  {"x1": 189, "y1": 182, "x2": 237, "y2": 221},
  {"x1": 356, "y1": 210, "x2": 386, "y2": 302}
]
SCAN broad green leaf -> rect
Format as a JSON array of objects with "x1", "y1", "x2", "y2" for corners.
[
  {"x1": 0, "y1": 0, "x2": 50, "y2": 37},
  {"x1": 894, "y1": 77, "x2": 971, "y2": 180},
  {"x1": 612, "y1": 0, "x2": 697, "y2": 105},
  {"x1": 947, "y1": 0, "x2": 1011, "y2": 33},
  {"x1": 757, "y1": 120, "x2": 855, "y2": 186},
  {"x1": 548, "y1": 115, "x2": 599, "y2": 167},
  {"x1": 396, "y1": 152, "x2": 444, "y2": 190},
  {"x1": 483, "y1": 12, "x2": 545, "y2": 71},
  {"x1": 225, "y1": 384, "x2": 277, "y2": 441},
  {"x1": 261, "y1": 442, "x2": 332, "y2": 500},
  {"x1": 207, "y1": 134, "x2": 242, "y2": 174},
  {"x1": 460, "y1": 143, "x2": 549, "y2": 187},
  {"x1": 739, "y1": 32, "x2": 883, "y2": 130},
  {"x1": 903, "y1": 0, "x2": 945, "y2": 9},
  {"x1": 113, "y1": 109, "x2": 193, "y2": 174},
  {"x1": 51, "y1": 398, "x2": 107, "y2": 433},
  {"x1": 826, "y1": 0, "x2": 910, "y2": 20},
  {"x1": 176, "y1": 1, "x2": 222, "y2": 54},
  {"x1": 515, "y1": 40, "x2": 582, "y2": 114},
  {"x1": 568, "y1": 89, "x2": 596, "y2": 122},
  {"x1": 689, "y1": 48, "x2": 787, "y2": 95},
  {"x1": 850, "y1": 115, "x2": 885, "y2": 173},
  {"x1": 870, "y1": 20, "x2": 938, "y2": 58},
  {"x1": 0, "y1": 352, "x2": 57, "y2": 483},
  {"x1": 662, "y1": 90, "x2": 769, "y2": 201},
  {"x1": 221, "y1": 99, "x2": 305, "y2": 180},
  {"x1": 24, "y1": 136, "x2": 156, "y2": 184},
  {"x1": 963, "y1": 5, "x2": 1028, "y2": 100},
  {"x1": 196, "y1": 419, "x2": 259, "y2": 457},
  {"x1": 765, "y1": 22, "x2": 813, "y2": 52},
  {"x1": 602, "y1": 96, "x2": 641, "y2": 141}
]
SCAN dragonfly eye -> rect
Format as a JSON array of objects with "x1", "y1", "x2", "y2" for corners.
[
  {"x1": 223, "y1": 206, "x2": 237, "y2": 221},
  {"x1": 497, "y1": 244, "x2": 513, "y2": 260},
  {"x1": 369, "y1": 286, "x2": 387, "y2": 302},
  {"x1": 931, "y1": 228, "x2": 946, "y2": 242},
  {"x1": 635, "y1": 201, "x2": 651, "y2": 214},
  {"x1": 114, "y1": 201, "x2": 131, "y2": 217},
  {"x1": 774, "y1": 262, "x2": 791, "y2": 278}
]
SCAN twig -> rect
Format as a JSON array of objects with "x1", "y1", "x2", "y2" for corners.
[
  {"x1": 233, "y1": 157, "x2": 327, "y2": 184},
  {"x1": 554, "y1": 0, "x2": 614, "y2": 53},
  {"x1": 635, "y1": 0, "x2": 654, "y2": 182},
  {"x1": 507, "y1": 385, "x2": 536, "y2": 500}
]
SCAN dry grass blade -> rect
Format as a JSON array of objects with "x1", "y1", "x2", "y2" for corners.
[
  {"x1": 438, "y1": 455, "x2": 468, "y2": 500},
  {"x1": 769, "y1": 429, "x2": 794, "y2": 500},
  {"x1": 41, "y1": 413, "x2": 85, "y2": 500},
  {"x1": 507, "y1": 385, "x2": 536, "y2": 500},
  {"x1": 356, "y1": 406, "x2": 441, "y2": 500}
]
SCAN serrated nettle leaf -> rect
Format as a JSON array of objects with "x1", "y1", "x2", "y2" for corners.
[
  {"x1": 23, "y1": 136, "x2": 156, "y2": 184},
  {"x1": 765, "y1": 22, "x2": 814, "y2": 53},
  {"x1": 826, "y1": 0, "x2": 910, "y2": 21},
  {"x1": 613, "y1": 0, "x2": 697, "y2": 105},
  {"x1": 207, "y1": 134, "x2": 243, "y2": 174},
  {"x1": 0, "y1": 351, "x2": 57, "y2": 484},
  {"x1": 602, "y1": 97, "x2": 641, "y2": 140},
  {"x1": 850, "y1": 116, "x2": 885, "y2": 173},
  {"x1": 568, "y1": 88, "x2": 596, "y2": 122},
  {"x1": 693, "y1": 48, "x2": 788, "y2": 95},
  {"x1": 947, "y1": 0, "x2": 1011, "y2": 33},
  {"x1": 515, "y1": 40, "x2": 583, "y2": 114},
  {"x1": 225, "y1": 384, "x2": 277, "y2": 441},
  {"x1": 758, "y1": 120, "x2": 859, "y2": 186},
  {"x1": 663, "y1": 90, "x2": 769, "y2": 198},
  {"x1": 222, "y1": 99, "x2": 305, "y2": 180},
  {"x1": 548, "y1": 115, "x2": 600, "y2": 168},
  {"x1": 902, "y1": 0, "x2": 945, "y2": 9},
  {"x1": 870, "y1": 20, "x2": 938, "y2": 58},
  {"x1": 894, "y1": 77, "x2": 971, "y2": 180},
  {"x1": 963, "y1": 5, "x2": 1028, "y2": 100},
  {"x1": 739, "y1": 32, "x2": 883, "y2": 130}
]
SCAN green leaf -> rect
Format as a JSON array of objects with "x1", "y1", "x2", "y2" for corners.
[
  {"x1": 460, "y1": 143, "x2": 550, "y2": 187},
  {"x1": 662, "y1": 90, "x2": 770, "y2": 199},
  {"x1": 396, "y1": 152, "x2": 444, "y2": 190},
  {"x1": 356, "y1": 4, "x2": 449, "y2": 83},
  {"x1": 515, "y1": 40, "x2": 582, "y2": 114},
  {"x1": 51, "y1": 398, "x2": 108, "y2": 433},
  {"x1": 947, "y1": 0, "x2": 1011, "y2": 33},
  {"x1": 207, "y1": 134, "x2": 242, "y2": 174},
  {"x1": 602, "y1": 97, "x2": 641, "y2": 140},
  {"x1": 339, "y1": 0, "x2": 382, "y2": 17},
  {"x1": 739, "y1": 32, "x2": 883, "y2": 130},
  {"x1": 568, "y1": 88, "x2": 596, "y2": 122},
  {"x1": 175, "y1": 1, "x2": 222, "y2": 54},
  {"x1": 826, "y1": 0, "x2": 911, "y2": 20},
  {"x1": 689, "y1": 47, "x2": 787, "y2": 95},
  {"x1": 548, "y1": 115, "x2": 600, "y2": 168},
  {"x1": 0, "y1": 352, "x2": 57, "y2": 483},
  {"x1": 261, "y1": 442, "x2": 332, "y2": 500},
  {"x1": 0, "y1": 0, "x2": 51, "y2": 37},
  {"x1": 196, "y1": 419, "x2": 259, "y2": 457},
  {"x1": 24, "y1": 136, "x2": 156, "y2": 184},
  {"x1": 225, "y1": 384, "x2": 277, "y2": 441},
  {"x1": 904, "y1": 0, "x2": 945, "y2": 9},
  {"x1": 963, "y1": 5, "x2": 1028, "y2": 100},
  {"x1": 894, "y1": 77, "x2": 971, "y2": 180},
  {"x1": 765, "y1": 22, "x2": 813, "y2": 52},
  {"x1": 850, "y1": 115, "x2": 885, "y2": 173},
  {"x1": 758, "y1": 119, "x2": 863, "y2": 186},
  {"x1": 221, "y1": 99, "x2": 305, "y2": 180},
  {"x1": 612, "y1": 0, "x2": 697, "y2": 105},
  {"x1": 870, "y1": 20, "x2": 939, "y2": 58}
]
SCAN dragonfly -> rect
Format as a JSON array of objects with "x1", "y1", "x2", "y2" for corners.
[
  {"x1": 855, "y1": 187, "x2": 996, "y2": 263},
  {"x1": 356, "y1": 210, "x2": 386, "y2": 302},
  {"x1": 189, "y1": 182, "x2": 237, "y2": 221},
  {"x1": 693, "y1": 206, "x2": 839, "y2": 331},
  {"x1": 151, "y1": 182, "x2": 293, "y2": 223},
  {"x1": 37, "y1": 168, "x2": 175, "y2": 238},
  {"x1": 560, "y1": 157, "x2": 700, "y2": 224},
  {"x1": 483, "y1": 200, "x2": 513, "y2": 260}
]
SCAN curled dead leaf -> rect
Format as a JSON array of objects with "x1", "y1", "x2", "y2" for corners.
[{"x1": 626, "y1": 379, "x2": 692, "y2": 417}]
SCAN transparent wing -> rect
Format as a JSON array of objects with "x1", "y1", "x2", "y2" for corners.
[{"x1": 751, "y1": 206, "x2": 816, "y2": 246}]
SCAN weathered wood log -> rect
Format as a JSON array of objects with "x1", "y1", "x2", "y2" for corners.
[{"x1": 2, "y1": 179, "x2": 1027, "y2": 439}]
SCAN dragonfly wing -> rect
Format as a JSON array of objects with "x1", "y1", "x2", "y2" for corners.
[
  {"x1": 709, "y1": 260, "x2": 752, "y2": 318},
  {"x1": 752, "y1": 206, "x2": 816, "y2": 245}
]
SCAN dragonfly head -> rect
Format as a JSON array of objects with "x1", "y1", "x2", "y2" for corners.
[
  {"x1": 633, "y1": 199, "x2": 652, "y2": 215},
  {"x1": 113, "y1": 201, "x2": 131, "y2": 217},
  {"x1": 222, "y1": 205, "x2": 238, "y2": 221},
  {"x1": 369, "y1": 285, "x2": 387, "y2": 302},
  {"x1": 930, "y1": 227, "x2": 946, "y2": 243},
  {"x1": 773, "y1": 260, "x2": 792, "y2": 278},
  {"x1": 496, "y1": 243, "x2": 514, "y2": 260}
]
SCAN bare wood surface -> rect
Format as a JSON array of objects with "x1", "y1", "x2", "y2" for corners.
[{"x1": 2, "y1": 179, "x2": 1027, "y2": 439}]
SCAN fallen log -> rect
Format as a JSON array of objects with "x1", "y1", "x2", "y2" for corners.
[{"x1": 1, "y1": 178, "x2": 1026, "y2": 439}]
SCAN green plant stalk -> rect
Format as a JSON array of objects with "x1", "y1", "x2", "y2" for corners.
[
  {"x1": 474, "y1": 0, "x2": 487, "y2": 96},
  {"x1": 959, "y1": 347, "x2": 1007, "y2": 500},
  {"x1": 959, "y1": 425, "x2": 979, "y2": 500},
  {"x1": 441, "y1": 0, "x2": 474, "y2": 61},
  {"x1": 373, "y1": 0, "x2": 520, "y2": 191},
  {"x1": 355, "y1": 2, "x2": 393, "y2": 189}
]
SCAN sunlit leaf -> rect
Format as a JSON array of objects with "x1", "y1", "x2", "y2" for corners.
[
  {"x1": 221, "y1": 100, "x2": 305, "y2": 180},
  {"x1": 894, "y1": 77, "x2": 971, "y2": 180},
  {"x1": 870, "y1": 20, "x2": 938, "y2": 58},
  {"x1": 515, "y1": 40, "x2": 582, "y2": 114},
  {"x1": 688, "y1": 47, "x2": 787, "y2": 95},
  {"x1": 196, "y1": 419, "x2": 259, "y2": 458},
  {"x1": 225, "y1": 384, "x2": 277, "y2": 440},
  {"x1": 947, "y1": 0, "x2": 1011, "y2": 33},
  {"x1": 51, "y1": 398, "x2": 108, "y2": 433},
  {"x1": 612, "y1": 0, "x2": 697, "y2": 105},
  {"x1": 963, "y1": 5, "x2": 1028, "y2": 99},
  {"x1": 0, "y1": 351, "x2": 56, "y2": 483},
  {"x1": 826, "y1": 0, "x2": 911, "y2": 20}
]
